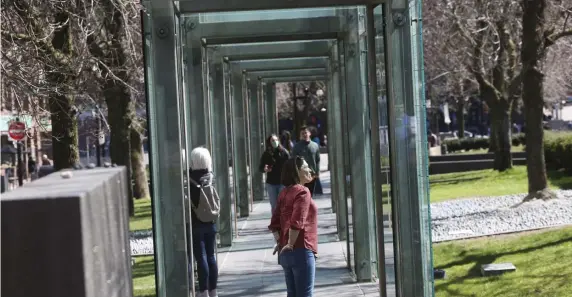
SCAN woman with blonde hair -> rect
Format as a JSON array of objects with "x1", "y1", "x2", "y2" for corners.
[{"x1": 189, "y1": 147, "x2": 218, "y2": 297}]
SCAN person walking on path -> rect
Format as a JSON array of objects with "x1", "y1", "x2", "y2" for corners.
[
  {"x1": 188, "y1": 147, "x2": 219, "y2": 297},
  {"x1": 281, "y1": 130, "x2": 294, "y2": 153},
  {"x1": 259, "y1": 134, "x2": 290, "y2": 213},
  {"x1": 292, "y1": 126, "x2": 320, "y2": 196},
  {"x1": 269, "y1": 157, "x2": 318, "y2": 297}
]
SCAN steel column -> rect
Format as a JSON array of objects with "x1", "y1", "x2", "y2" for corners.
[
  {"x1": 208, "y1": 55, "x2": 233, "y2": 247},
  {"x1": 230, "y1": 71, "x2": 250, "y2": 217},
  {"x1": 264, "y1": 83, "x2": 278, "y2": 135},
  {"x1": 260, "y1": 75, "x2": 329, "y2": 83},
  {"x1": 342, "y1": 7, "x2": 377, "y2": 281},
  {"x1": 231, "y1": 57, "x2": 329, "y2": 71},
  {"x1": 183, "y1": 16, "x2": 341, "y2": 42},
  {"x1": 247, "y1": 68, "x2": 328, "y2": 79},
  {"x1": 183, "y1": 19, "x2": 209, "y2": 148},
  {"x1": 144, "y1": 2, "x2": 189, "y2": 296},
  {"x1": 179, "y1": 0, "x2": 385, "y2": 13},
  {"x1": 328, "y1": 42, "x2": 348, "y2": 241},
  {"x1": 258, "y1": 82, "x2": 267, "y2": 143},
  {"x1": 247, "y1": 81, "x2": 265, "y2": 202},
  {"x1": 384, "y1": 0, "x2": 433, "y2": 295}
]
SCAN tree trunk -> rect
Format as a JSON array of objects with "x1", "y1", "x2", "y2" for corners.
[
  {"x1": 130, "y1": 123, "x2": 149, "y2": 199},
  {"x1": 46, "y1": 11, "x2": 78, "y2": 171},
  {"x1": 48, "y1": 92, "x2": 79, "y2": 171},
  {"x1": 488, "y1": 119, "x2": 498, "y2": 153},
  {"x1": 483, "y1": 94, "x2": 498, "y2": 153},
  {"x1": 493, "y1": 107, "x2": 513, "y2": 171},
  {"x1": 457, "y1": 98, "x2": 465, "y2": 138},
  {"x1": 105, "y1": 81, "x2": 135, "y2": 215},
  {"x1": 521, "y1": 0, "x2": 551, "y2": 200}
]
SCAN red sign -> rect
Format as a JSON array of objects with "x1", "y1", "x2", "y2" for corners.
[{"x1": 8, "y1": 121, "x2": 26, "y2": 141}]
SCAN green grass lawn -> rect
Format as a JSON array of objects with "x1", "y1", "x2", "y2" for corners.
[
  {"x1": 434, "y1": 227, "x2": 572, "y2": 297},
  {"x1": 129, "y1": 166, "x2": 572, "y2": 297},
  {"x1": 130, "y1": 198, "x2": 153, "y2": 232},
  {"x1": 132, "y1": 256, "x2": 156, "y2": 297},
  {"x1": 429, "y1": 166, "x2": 572, "y2": 203}
]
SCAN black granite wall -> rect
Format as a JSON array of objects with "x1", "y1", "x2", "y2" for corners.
[{"x1": 1, "y1": 167, "x2": 133, "y2": 297}]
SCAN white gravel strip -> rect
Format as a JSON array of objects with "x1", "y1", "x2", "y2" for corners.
[
  {"x1": 130, "y1": 190, "x2": 572, "y2": 255},
  {"x1": 431, "y1": 190, "x2": 572, "y2": 242}
]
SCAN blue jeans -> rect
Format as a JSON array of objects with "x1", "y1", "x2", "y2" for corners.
[
  {"x1": 192, "y1": 223, "x2": 218, "y2": 292},
  {"x1": 266, "y1": 183, "x2": 284, "y2": 213},
  {"x1": 279, "y1": 248, "x2": 316, "y2": 297}
]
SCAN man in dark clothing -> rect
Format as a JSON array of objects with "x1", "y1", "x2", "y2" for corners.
[
  {"x1": 27, "y1": 153, "x2": 36, "y2": 179},
  {"x1": 292, "y1": 126, "x2": 320, "y2": 196}
]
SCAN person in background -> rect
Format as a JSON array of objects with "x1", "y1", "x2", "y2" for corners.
[
  {"x1": 281, "y1": 130, "x2": 294, "y2": 153},
  {"x1": 188, "y1": 147, "x2": 219, "y2": 297},
  {"x1": 269, "y1": 156, "x2": 318, "y2": 297},
  {"x1": 27, "y1": 153, "x2": 37, "y2": 180},
  {"x1": 259, "y1": 134, "x2": 290, "y2": 213},
  {"x1": 41, "y1": 154, "x2": 52, "y2": 166},
  {"x1": 292, "y1": 126, "x2": 320, "y2": 196}
]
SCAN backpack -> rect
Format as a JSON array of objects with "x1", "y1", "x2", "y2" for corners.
[{"x1": 188, "y1": 177, "x2": 220, "y2": 222}]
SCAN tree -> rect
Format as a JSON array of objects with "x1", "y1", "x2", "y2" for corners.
[
  {"x1": 85, "y1": 0, "x2": 151, "y2": 213},
  {"x1": 446, "y1": 0, "x2": 523, "y2": 171},
  {"x1": 276, "y1": 81, "x2": 327, "y2": 135},
  {"x1": 520, "y1": 0, "x2": 572, "y2": 200},
  {"x1": 1, "y1": 0, "x2": 92, "y2": 170},
  {"x1": 423, "y1": 1, "x2": 475, "y2": 138},
  {"x1": 290, "y1": 82, "x2": 327, "y2": 136}
]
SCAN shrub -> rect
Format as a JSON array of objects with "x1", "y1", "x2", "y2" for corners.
[
  {"x1": 544, "y1": 132, "x2": 572, "y2": 171},
  {"x1": 442, "y1": 131, "x2": 572, "y2": 171},
  {"x1": 443, "y1": 133, "x2": 525, "y2": 153}
]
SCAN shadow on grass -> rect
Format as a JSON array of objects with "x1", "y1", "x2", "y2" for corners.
[
  {"x1": 430, "y1": 177, "x2": 483, "y2": 186},
  {"x1": 547, "y1": 170, "x2": 572, "y2": 190},
  {"x1": 434, "y1": 231, "x2": 572, "y2": 296},
  {"x1": 132, "y1": 257, "x2": 156, "y2": 279},
  {"x1": 435, "y1": 235, "x2": 571, "y2": 274},
  {"x1": 133, "y1": 200, "x2": 152, "y2": 218}
]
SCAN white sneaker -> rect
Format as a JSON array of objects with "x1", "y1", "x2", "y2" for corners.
[
  {"x1": 208, "y1": 289, "x2": 218, "y2": 297},
  {"x1": 196, "y1": 291, "x2": 209, "y2": 297}
]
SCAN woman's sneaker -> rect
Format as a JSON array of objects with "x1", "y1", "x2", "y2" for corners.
[
  {"x1": 196, "y1": 291, "x2": 209, "y2": 297},
  {"x1": 208, "y1": 289, "x2": 218, "y2": 297}
]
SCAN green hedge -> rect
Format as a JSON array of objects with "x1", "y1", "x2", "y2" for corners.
[
  {"x1": 443, "y1": 133, "x2": 526, "y2": 153},
  {"x1": 443, "y1": 131, "x2": 572, "y2": 171},
  {"x1": 544, "y1": 132, "x2": 572, "y2": 171}
]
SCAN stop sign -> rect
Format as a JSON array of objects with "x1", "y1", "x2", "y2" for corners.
[{"x1": 8, "y1": 121, "x2": 26, "y2": 141}]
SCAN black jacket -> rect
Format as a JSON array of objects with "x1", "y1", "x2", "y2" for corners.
[
  {"x1": 188, "y1": 168, "x2": 214, "y2": 226},
  {"x1": 259, "y1": 147, "x2": 290, "y2": 185}
]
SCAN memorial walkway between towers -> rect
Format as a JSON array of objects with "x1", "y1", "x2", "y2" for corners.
[{"x1": 216, "y1": 166, "x2": 395, "y2": 297}]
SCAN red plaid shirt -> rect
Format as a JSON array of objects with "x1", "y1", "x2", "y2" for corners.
[{"x1": 268, "y1": 184, "x2": 318, "y2": 254}]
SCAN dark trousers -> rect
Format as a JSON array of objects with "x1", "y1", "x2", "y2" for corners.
[{"x1": 192, "y1": 223, "x2": 218, "y2": 292}]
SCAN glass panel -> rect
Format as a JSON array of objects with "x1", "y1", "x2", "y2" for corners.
[
  {"x1": 338, "y1": 39, "x2": 354, "y2": 272},
  {"x1": 409, "y1": 0, "x2": 434, "y2": 294},
  {"x1": 383, "y1": 0, "x2": 434, "y2": 295},
  {"x1": 339, "y1": 7, "x2": 378, "y2": 281},
  {"x1": 369, "y1": 4, "x2": 395, "y2": 295},
  {"x1": 175, "y1": 9, "x2": 195, "y2": 295},
  {"x1": 197, "y1": 7, "x2": 338, "y2": 23},
  {"x1": 143, "y1": 1, "x2": 190, "y2": 297}
]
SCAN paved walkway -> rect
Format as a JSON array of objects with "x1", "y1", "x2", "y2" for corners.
[{"x1": 216, "y1": 194, "x2": 383, "y2": 297}]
